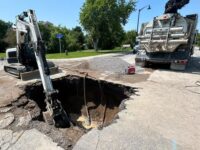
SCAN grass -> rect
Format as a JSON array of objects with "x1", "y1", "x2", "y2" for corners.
[
  {"x1": 0, "y1": 48, "x2": 132, "y2": 59},
  {"x1": 46, "y1": 51, "x2": 106, "y2": 59},
  {"x1": 0, "y1": 53, "x2": 6, "y2": 58},
  {"x1": 46, "y1": 49, "x2": 132, "y2": 59}
]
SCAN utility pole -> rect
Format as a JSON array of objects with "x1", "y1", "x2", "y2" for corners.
[
  {"x1": 59, "y1": 38, "x2": 61, "y2": 53},
  {"x1": 136, "y1": 5, "x2": 151, "y2": 34}
]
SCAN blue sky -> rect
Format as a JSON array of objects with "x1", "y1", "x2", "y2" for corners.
[{"x1": 0, "y1": 0, "x2": 199, "y2": 31}]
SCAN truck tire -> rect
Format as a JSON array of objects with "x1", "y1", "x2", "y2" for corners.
[{"x1": 170, "y1": 62, "x2": 186, "y2": 71}]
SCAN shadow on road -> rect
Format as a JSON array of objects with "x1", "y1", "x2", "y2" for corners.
[{"x1": 147, "y1": 63, "x2": 170, "y2": 70}]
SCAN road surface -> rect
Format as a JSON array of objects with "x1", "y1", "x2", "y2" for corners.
[{"x1": 0, "y1": 48, "x2": 200, "y2": 150}]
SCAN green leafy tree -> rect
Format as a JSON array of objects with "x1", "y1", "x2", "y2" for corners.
[
  {"x1": 123, "y1": 30, "x2": 137, "y2": 48},
  {"x1": 39, "y1": 22, "x2": 85, "y2": 53},
  {"x1": 3, "y1": 29, "x2": 16, "y2": 48},
  {"x1": 68, "y1": 26, "x2": 85, "y2": 51},
  {"x1": 0, "y1": 20, "x2": 12, "y2": 52},
  {"x1": 80, "y1": 0, "x2": 136, "y2": 50},
  {"x1": 38, "y1": 21, "x2": 53, "y2": 45},
  {"x1": 0, "y1": 20, "x2": 11, "y2": 38},
  {"x1": 196, "y1": 33, "x2": 200, "y2": 47},
  {"x1": 72, "y1": 26, "x2": 85, "y2": 46},
  {"x1": 85, "y1": 34, "x2": 93, "y2": 49},
  {"x1": 0, "y1": 19, "x2": 86, "y2": 53},
  {"x1": 48, "y1": 26, "x2": 64, "y2": 53}
]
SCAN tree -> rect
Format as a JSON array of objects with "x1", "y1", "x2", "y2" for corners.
[
  {"x1": 39, "y1": 22, "x2": 85, "y2": 53},
  {"x1": 38, "y1": 21, "x2": 53, "y2": 44},
  {"x1": 48, "y1": 25, "x2": 69, "y2": 53},
  {"x1": 85, "y1": 34, "x2": 93, "y2": 49},
  {"x1": 0, "y1": 19, "x2": 86, "y2": 53},
  {"x1": 80, "y1": 0, "x2": 136, "y2": 50},
  {"x1": 72, "y1": 26, "x2": 85, "y2": 46},
  {"x1": 196, "y1": 33, "x2": 200, "y2": 47},
  {"x1": 0, "y1": 20, "x2": 12, "y2": 52},
  {"x1": 70, "y1": 26, "x2": 85, "y2": 50},
  {"x1": 0, "y1": 20, "x2": 11, "y2": 38},
  {"x1": 123, "y1": 30, "x2": 137, "y2": 48},
  {"x1": 3, "y1": 29, "x2": 16, "y2": 48}
]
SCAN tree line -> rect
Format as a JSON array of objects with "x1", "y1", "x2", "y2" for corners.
[
  {"x1": 0, "y1": 20, "x2": 14, "y2": 52},
  {"x1": 197, "y1": 33, "x2": 200, "y2": 47},
  {"x1": 0, "y1": 0, "x2": 200, "y2": 53},
  {"x1": 0, "y1": 0, "x2": 138, "y2": 53},
  {"x1": 0, "y1": 19, "x2": 137, "y2": 53},
  {"x1": 0, "y1": 20, "x2": 86, "y2": 53}
]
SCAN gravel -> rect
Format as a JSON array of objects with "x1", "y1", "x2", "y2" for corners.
[{"x1": 88, "y1": 57, "x2": 131, "y2": 74}]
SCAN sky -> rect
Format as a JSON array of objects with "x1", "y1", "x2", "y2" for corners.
[{"x1": 0, "y1": 0, "x2": 199, "y2": 31}]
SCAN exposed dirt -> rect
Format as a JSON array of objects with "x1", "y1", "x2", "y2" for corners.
[
  {"x1": 1, "y1": 50, "x2": 200, "y2": 149},
  {"x1": 3, "y1": 74, "x2": 136, "y2": 149},
  {"x1": 0, "y1": 55, "x2": 160, "y2": 149},
  {"x1": 0, "y1": 71, "x2": 24, "y2": 107}
]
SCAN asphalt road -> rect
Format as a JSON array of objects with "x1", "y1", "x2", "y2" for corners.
[
  {"x1": 74, "y1": 48, "x2": 200, "y2": 150},
  {"x1": 0, "y1": 48, "x2": 200, "y2": 150}
]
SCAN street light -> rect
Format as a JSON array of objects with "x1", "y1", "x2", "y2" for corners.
[{"x1": 136, "y1": 5, "x2": 151, "y2": 34}]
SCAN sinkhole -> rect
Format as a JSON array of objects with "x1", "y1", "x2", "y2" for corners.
[{"x1": 23, "y1": 75, "x2": 135, "y2": 129}]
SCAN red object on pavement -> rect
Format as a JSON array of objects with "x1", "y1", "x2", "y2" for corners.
[{"x1": 126, "y1": 65, "x2": 135, "y2": 74}]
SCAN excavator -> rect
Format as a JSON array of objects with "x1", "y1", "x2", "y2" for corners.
[{"x1": 4, "y1": 10, "x2": 71, "y2": 128}]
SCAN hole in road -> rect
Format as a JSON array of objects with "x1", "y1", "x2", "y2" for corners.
[{"x1": 23, "y1": 75, "x2": 136, "y2": 129}]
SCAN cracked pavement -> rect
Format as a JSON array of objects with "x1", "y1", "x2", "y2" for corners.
[{"x1": 0, "y1": 49, "x2": 200, "y2": 150}]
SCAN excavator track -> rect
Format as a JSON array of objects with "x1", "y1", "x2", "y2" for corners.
[
  {"x1": 4, "y1": 64, "x2": 26, "y2": 78},
  {"x1": 4, "y1": 66, "x2": 20, "y2": 78}
]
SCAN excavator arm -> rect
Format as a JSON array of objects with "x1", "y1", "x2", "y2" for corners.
[{"x1": 16, "y1": 10, "x2": 70, "y2": 127}]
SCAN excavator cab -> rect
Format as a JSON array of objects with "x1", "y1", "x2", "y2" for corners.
[
  {"x1": 6, "y1": 48, "x2": 18, "y2": 64},
  {"x1": 17, "y1": 29, "x2": 38, "y2": 71}
]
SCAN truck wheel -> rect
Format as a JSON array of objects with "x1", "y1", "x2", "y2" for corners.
[{"x1": 170, "y1": 62, "x2": 186, "y2": 71}]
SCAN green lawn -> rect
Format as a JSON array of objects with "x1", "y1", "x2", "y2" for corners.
[
  {"x1": 0, "y1": 48, "x2": 132, "y2": 59},
  {"x1": 46, "y1": 49, "x2": 131, "y2": 59},
  {"x1": 0, "y1": 53, "x2": 6, "y2": 58},
  {"x1": 46, "y1": 51, "x2": 107, "y2": 59}
]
